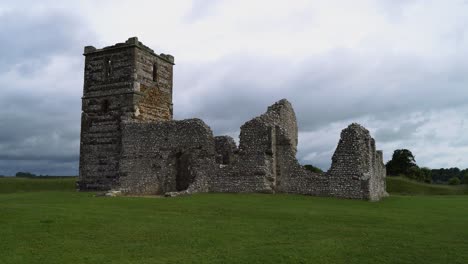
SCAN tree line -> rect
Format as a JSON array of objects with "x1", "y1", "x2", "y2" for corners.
[
  {"x1": 12, "y1": 172, "x2": 74, "y2": 179},
  {"x1": 386, "y1": 149, "x2": 468, "y2": 185}
]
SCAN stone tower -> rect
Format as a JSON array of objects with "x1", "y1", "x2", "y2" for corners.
[{"x1": 78, "y1": 37, "x2": 175, "y2": 191}]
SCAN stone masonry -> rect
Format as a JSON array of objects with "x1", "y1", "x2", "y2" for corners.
[
  {"x1": 78, "y1": 38, "x2": 387, "y2": 201},
  {"x1": 327, "y1": 124, "x2": 388, "y2": 201},
  {"x1": 78, "y1": 37, "x2": 174, "y2": 190},
  {"x1": 119, "y1": 119, "x2": 214, "y2": 195}
]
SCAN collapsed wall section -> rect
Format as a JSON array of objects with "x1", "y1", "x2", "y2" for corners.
[
  {"x1": 210, "y1": 99, "x2": 328, "y2": 195},
  {"x1": 210, "y1": 119, "x2": 276, "y2": 193},
  {"x1": 214, "y1": 136, "x2": 238, "y2": 165},
  {"x1": 237, "y1": 99, "x2": 300, "y2": 193},
  {"x1": 118, "y1": 119, "x2": 216, "y2": 195},
  {"x1": 327, "y1": 123, "x2": 387, "y2": 201},
  {"x1": 274, "y1": 132, "x2": 330, "y2": 196}
]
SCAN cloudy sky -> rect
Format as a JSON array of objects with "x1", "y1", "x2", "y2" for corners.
[{"x1": 1, "y1": 0, "x2": 468, "y2": 175}]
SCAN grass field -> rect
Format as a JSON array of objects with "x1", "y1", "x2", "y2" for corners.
[
  {"x1": 387, "y1": 176, "x2": 468, "y2": 195},
  {"x1": 0, "y1": 177, "x2": 467, "y2": 264}
]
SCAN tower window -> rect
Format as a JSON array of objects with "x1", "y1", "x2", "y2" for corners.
[
  {"x1": 105, "y1": 58, "x2": 112, "y2": 78},
  {"x1": 101, "y1": 99, "x2": 110, "y2": 113},
  {"x1": 152, "y1": 62, "x2": 158, "y2": 82}
]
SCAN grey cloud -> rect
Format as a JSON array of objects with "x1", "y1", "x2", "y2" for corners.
[
  {"x1": 377, "y1": 0, "x2": 419, "y2": 20},
  {"x1": 173, "y1": 49, "x2": 468, "y2": 170},
  {"x1": 0, "y1": 160, "x2": 78, "y2": 176},
  {"x1": 0, "y1": 154, "x2": 78, "y2": 162},
  {"x1": 0, "y1": 10, "x2": 93, "y2": 74},
  {"x1": 4, "y1": 44, "x2": 465, "y2": 175},
  {"x1": 184, "y1": 0, "x2": 221, "y2": 22},
  {"x1": 3, "y1": 1, "x2": 468, "y2": 175},
  {"x1": 374, "y1": 118, "x2": 428, "y2": 143},
  {"x1": 0, "y1": 9, "x2": 92, "y2": 175},
  {"x1": 0, "y1": 92, "x2": 81, "y2": 175},
  {"x1": 175, "y1": 49, "x2": 468, "y2": 135}
]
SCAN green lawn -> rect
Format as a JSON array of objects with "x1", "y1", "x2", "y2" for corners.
[{"x1": 0, "y1": 178, "x2": 467, "y2": 264}]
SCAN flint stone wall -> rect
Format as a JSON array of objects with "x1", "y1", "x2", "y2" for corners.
[
  {"x1": 119, "y1": 119, "x2": 215, "y2": 195},
  {"x1": 214, "y1": 136, "x2": 238, "y2": 165},
  {"x1": 210, "y1": 101, "x2": 386, "y2": 200},
  {"x1": 210, "y1": 99, "x2": 329, "y2": 196},
  {"x1": 327, "y1": 123, "x2": 388, "y2": 201}
]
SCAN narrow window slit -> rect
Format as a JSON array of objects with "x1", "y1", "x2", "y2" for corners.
[
  {"x1": 104, "y1": 58, "x2": 112, "y2": 78},
  {"x1": 102, "y1": 99, "x2": 110, "y2": 113},
  {"x1": 152, "y1": 62, "x2": 158, "y2": 82}
]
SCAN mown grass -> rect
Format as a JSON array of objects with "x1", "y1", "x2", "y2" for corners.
[
  {"x1": 0, "y1": 177, "x2": 467, "y2": 264},
  {"x1": 387, "y1": 176, "x2": 468, "y2": 195}
]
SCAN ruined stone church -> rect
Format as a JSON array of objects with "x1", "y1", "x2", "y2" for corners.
[{"x1": 78, "y1": 37, "x2": 388, "y2": 201}]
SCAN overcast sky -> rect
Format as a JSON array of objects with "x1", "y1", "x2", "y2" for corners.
[{"x1": 1, "y1": 0, "x2": 468, "y2": 175}]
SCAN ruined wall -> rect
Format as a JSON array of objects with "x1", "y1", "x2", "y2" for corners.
[
  {"x1": 119, "y1": 119, "x2": 216, "y2": 195},
  {"x1": 214, "y1": 136, "x2": 238, "y2": 165},
  {"x1": 113, "y1": 102, "x2": 387, "y2": 200},
  {"x1": 258, "y1": 100, "x2": 330, "y2": 196},
  {"x1": 327, "y1": 123, "x2": 387, "y2": 201},
  {"x1": 210, "y1": 101, "x2": 288, "y2": 193},
  {"x1": 274, "y1": 132, "x2": 330, "y2": 197},
  {"x1": 210, "y1": 99, "x2": 329, "y2": 195},
  {"x1": 371, "y1": 150, "x2": 388, "y2": 200},
  {"x1": 209, "y1": 100, "x2": 387, "y2": 200},
  {"x1": 78, "y1": 38, "x2": 388, "y2": 201},
  {"x1": 78, "y1": 37, "x2": 174, "y2": 191}
]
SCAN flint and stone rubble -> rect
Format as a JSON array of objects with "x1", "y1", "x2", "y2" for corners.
[{"x1": 78, "y1": 37, "x2": 388, "y2": 201}]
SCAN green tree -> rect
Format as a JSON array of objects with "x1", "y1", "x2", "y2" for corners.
[
  {"x1": 462, "y1": 170, "x2": 468, "y2": 185},
  {"x1": 386, "y1": 149, "x2": 417, "y2": 176},
  {"x1": 303, "y1": 164, "x2": 323, "y2": 173},
  {"x1": 407, "y1": 166, "x2": 421, "y2": 181},
  {"x1": 420, "y1": 167, "x2": 432, "y2": 183},
  {"x1": 15, "y1": 172, "x2": 36, "y2": 178},
  {"x1": 448, "y1": 177, "x2": 461, "y2": 185}
]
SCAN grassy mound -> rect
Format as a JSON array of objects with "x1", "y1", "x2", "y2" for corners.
[
  {"x1": 387, "y1": 176, "x2": 468, "y2": 195},
  {"x1": 0, "y1": 177, "x2": 76, "y2": 194}
]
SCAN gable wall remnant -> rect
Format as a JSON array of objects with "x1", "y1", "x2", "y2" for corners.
[{"x1": 327, "y1": 123, "x2": 388, "y2": 201}]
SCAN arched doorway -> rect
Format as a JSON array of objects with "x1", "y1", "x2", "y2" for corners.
[{"x1": 175, "y1": 152, "x2": 193, "y2": 191}]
